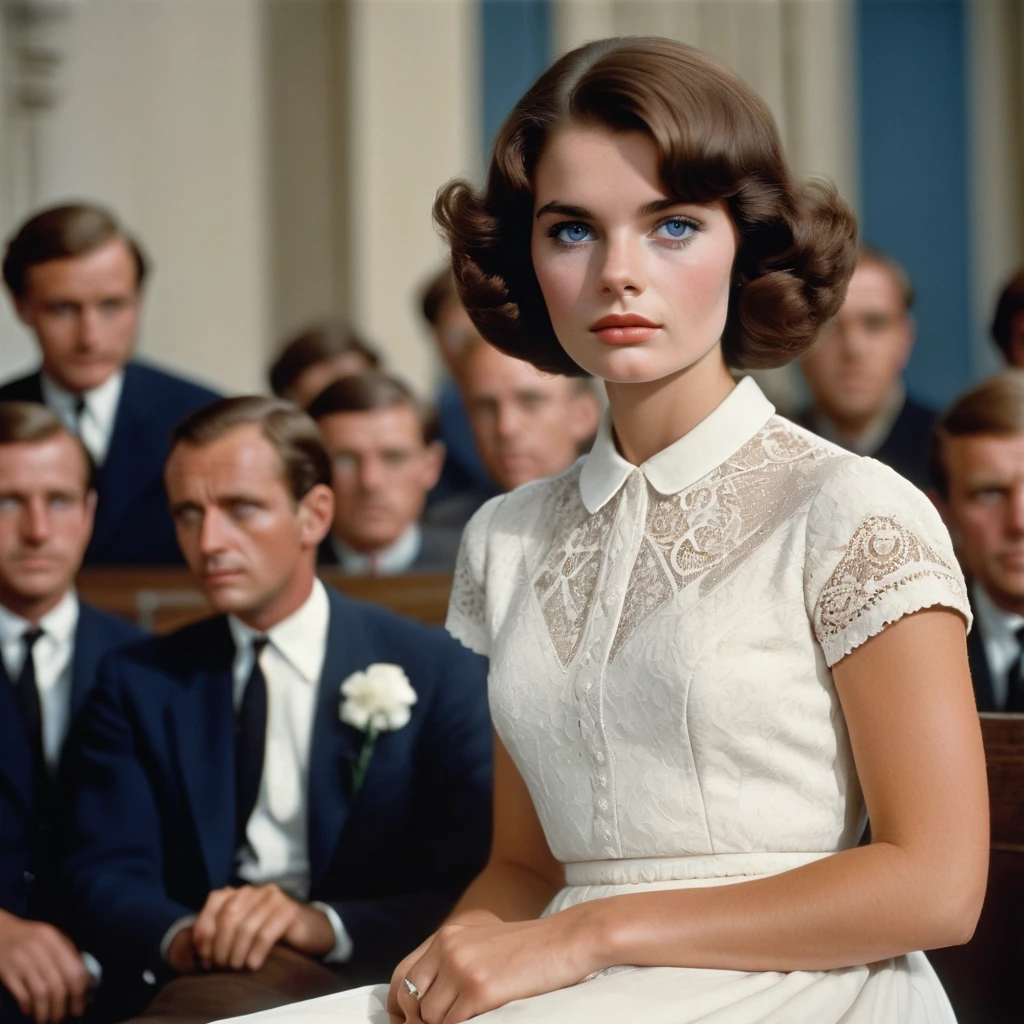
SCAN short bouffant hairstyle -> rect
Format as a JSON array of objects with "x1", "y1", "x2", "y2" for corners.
[
  {"x1": 929, "y1": 372, "x2": 1024, "y2": 499},
  {"x1": 991, "y1": 269, "x2": 1024, "y2": 360},
  {"x1": 3, "y1": 202, "x2": 149, "y2": 299},
  {"x1": 434, "y1": 37, "x2": 858, "y2": 375},
  {"x1": 169, "y1": 396, "x2": 331, "y2": 504}
]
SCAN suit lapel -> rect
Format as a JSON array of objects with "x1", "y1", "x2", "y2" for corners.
[
  {"x1": 0, "y1": 658, "x2": 35, "y2": 814},
  {"x1": 307, "y1": 591, "x2": 369, "y2": 885},
  {"x1": 69, "y1": 604, "x2": 104, "y2": 721},
  {"x1": 967, "y1": 615, "x2": 998, "y2": 712},
  {"x1": 92, "y1": 364, "x2": 163, "y2": 539},
  {"x1": 171, "y1": 620, "x2": 237, "y2": 888}
]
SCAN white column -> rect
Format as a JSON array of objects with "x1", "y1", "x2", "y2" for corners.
[
  {"x1": 343, "y1": 0, "x2": 480, "y2": 397},
  {"x1": 967, "y1": 0, "x2": 1024, "y2": 378},
  {"x1": 1, "y1": 0, "x2": 271, "y2": 395}
]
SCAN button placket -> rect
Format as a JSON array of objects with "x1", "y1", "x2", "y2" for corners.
[{"x1": 577, "y1": 470, "x2": 648, "y2": 854}]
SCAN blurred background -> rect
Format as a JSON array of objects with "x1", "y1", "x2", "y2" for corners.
[{"x1": 0, "y1": 0, "x2": 1021, "y2": 408}]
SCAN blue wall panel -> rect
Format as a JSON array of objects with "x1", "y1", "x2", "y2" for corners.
[
  {"x1": 481, "y1": 0, "x2": 552, "y2": 152},
  {"x1": 857, "y1": 0, "x2": 970, "y2": 409}
]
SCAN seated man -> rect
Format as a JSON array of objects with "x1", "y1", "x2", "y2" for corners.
[
  {"x1": 418, "y1": 269, "x2": 498, "y2": 525},
  {"x1": 798, "y1": 244, "x2": 936, "y2": 491},
  {"x1": 307, "y1": 372, "x2": 460, "y2": 575},
  {"x1": 930, "y1": 372, "x2": 1024, "y2": 710},
  {"x1": 461, "y1": 338, "x2": 601, "y2": 494},
  {"x1": 62, "y1": 397, "x2": 491, "y2": 1020},
  {"x1": 0, "y1": 203, "x2": 220, "y2": 564},
  {"x1": 268, "y1": 321, "x2": 381, "y2": 409},
  {"x1": 0, "y1": 402, "x2": 142, "y2": 1023}
]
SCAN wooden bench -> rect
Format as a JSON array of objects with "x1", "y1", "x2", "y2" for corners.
[
  {"x1": 76, "y1": 568, "x2": 454, "y2": 632},
  {"x1": 928, "y1": 713, "x2": 1024, "y2": 1023}
]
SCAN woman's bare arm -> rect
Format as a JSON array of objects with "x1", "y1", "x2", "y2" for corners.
[{"x1": 584, "y1": 607, "x2": 988, "y2": 972}]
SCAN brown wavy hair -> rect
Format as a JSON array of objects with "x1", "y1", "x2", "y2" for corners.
[{"x1": 434, "y1": 37, "x2": 858, "y2": 375}]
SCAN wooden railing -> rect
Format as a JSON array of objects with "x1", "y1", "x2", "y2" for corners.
[
  {"x1": 76, "y1": 568, "x2": 454, "y2": 632},
  {"x1": 928, "y1": 713, "x2": 1024, "y2": 1023}
]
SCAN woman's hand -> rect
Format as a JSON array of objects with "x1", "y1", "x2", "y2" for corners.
[
  {"x1": 386, "y1": 910, "x2": 501, "y2": 1017},
  {"x1": 388, "y1": 908, "x2": 600, "y2": 1024}
]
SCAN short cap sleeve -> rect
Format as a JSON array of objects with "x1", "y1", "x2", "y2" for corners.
[
  {"x1": 445, "y1": 495, "x2": 504, "y2": 656},
  {"x1": 805, "y1": 458, "x2": 971, "y2": 666}
]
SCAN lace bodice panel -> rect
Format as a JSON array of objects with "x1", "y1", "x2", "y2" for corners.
[{"x1": 447, "y1": 415, "x2": 970, "y2": 869}]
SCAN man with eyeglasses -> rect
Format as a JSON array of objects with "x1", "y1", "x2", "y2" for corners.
[
  {"x1": 798, "y1": 244, "x2": 936, "y2": 491},
  {"x1": 307, "y1": 372, "x2": 461, "y2": 575}
]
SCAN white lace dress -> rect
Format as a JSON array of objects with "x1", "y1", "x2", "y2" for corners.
[{"x1": 213, "y1": 377, "x2": 972, "y2": 1024}]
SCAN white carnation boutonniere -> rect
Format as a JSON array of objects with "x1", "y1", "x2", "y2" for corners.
[{"x1": 339, "y1": 663, "x2": 417, "y2": 797}]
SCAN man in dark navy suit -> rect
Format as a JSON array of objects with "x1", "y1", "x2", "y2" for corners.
[
  {"x1": 62, "y1": 397, "x2": 491, "y2": 1020},
  {"x1": 0, "y1": 203, "x2": 220, "y2": 565},
  {"x1": 798, "y1": 244, "x2": 936, "y2": 491},
  {"x1": 930, "y1": 372, "x2": 1024, "y2": 711},
  {"x1": 0, "y1": 402, "x2": 142, "y2": 1023}
]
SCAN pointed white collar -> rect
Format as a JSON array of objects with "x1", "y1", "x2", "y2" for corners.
[{"x1": 579, "y1": 376, "x2": 775, "y2": 513}]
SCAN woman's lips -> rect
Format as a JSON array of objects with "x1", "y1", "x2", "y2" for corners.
[{"x1": 589, "y1": 315, "x2": 660, "y2": 345}]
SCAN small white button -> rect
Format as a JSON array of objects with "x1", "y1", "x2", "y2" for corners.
[
  {"x1": 594, "y1": 751, "x2": 605, "y2": 764},
  {"x1": 596, "y1": 773, "x2": 607, "y2": 786},
  {"x1": 142, "y1": 970, "x2": 156, "y2": 985},
  {"x1": 598, "y1": 798, "x2": 609, "y2": 811}
]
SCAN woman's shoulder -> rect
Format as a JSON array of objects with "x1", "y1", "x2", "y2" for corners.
[
  {"x1": 763, "y1": 414, "x2": 932, "y2": 512},
  {"x1": 463, "y1": 458, "x2": 588, "y2": 542}
]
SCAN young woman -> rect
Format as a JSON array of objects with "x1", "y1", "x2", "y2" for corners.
[{"x1": 358, "y1": 36, "x2": 984, "y2": 1024}]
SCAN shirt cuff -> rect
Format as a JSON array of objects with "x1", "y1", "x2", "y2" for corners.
[
  {"x1": 159, "y1": 914, "x2": 197, "y2": 963},
  {"x1": 309, "y1": 901, "x2": 353, "y2": 964}
]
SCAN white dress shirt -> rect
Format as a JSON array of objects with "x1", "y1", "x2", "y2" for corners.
[
  {"x1": 161, "y1": 579, "x2": 352, "y2": 963},
  {"x1": 330, "y1": 524, "x2": 421, "y2": 576},
  {"x1": 0, "y1": 591, "x2": 78, "y2": 774},
  {"x1": 41, "y1": 369, "x2": 124, "y2": 466},
  {"x1": 972, "y1": 582, "x2": 1024, "y2": 711}
]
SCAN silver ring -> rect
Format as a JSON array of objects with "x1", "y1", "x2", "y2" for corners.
[{"x1": 403, "y1": 977, "x2": 422, "y2": 1001}]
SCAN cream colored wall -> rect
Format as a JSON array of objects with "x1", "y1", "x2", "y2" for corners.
[
  {"x1": 0, "y1": 0, "x2": 481, "y2": 400},
  {"x1": 344, "y1": 0, "x2": 480, "y2": 396},
  {"x1": 0, "y1": 0, "x2": 271, "y2": 394}
]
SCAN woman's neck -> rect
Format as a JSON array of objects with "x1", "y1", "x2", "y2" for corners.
[{"x1": 604, "y1": 350, "x2": 736, "y2": 466}]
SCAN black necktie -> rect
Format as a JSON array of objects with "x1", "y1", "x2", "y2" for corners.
[
  {"x1": 13, "y1": 628, "x2": 45, "y2": 774},
  {"x1": 73, "y1": 396, "x2": 86, "y2": 434},
  {"x1": 235, "y1": 636, "x2": 269, "y2": 851},
  {"x1": 1005, "y1": 626, "x2": 1024, "y2": 712}
]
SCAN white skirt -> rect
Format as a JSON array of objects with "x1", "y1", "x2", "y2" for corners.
[{"x1": 212, "y1": 853, "x2": 957, "y2": 1024}]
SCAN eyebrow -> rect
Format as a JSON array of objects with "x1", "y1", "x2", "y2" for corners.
[{"x1": 535, "y1": 197, "x2": 685, "y2": 221}]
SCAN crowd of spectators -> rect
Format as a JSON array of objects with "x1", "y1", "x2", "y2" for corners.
[{"x1": 1, "y1": 197, "x2": 1023, "y2": 1023}]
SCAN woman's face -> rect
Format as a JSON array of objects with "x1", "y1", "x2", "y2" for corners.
[{"x1": 531, "y1": 124, "x2": 737, "y2": 384}]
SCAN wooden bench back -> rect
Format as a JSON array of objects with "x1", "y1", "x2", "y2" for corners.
[{"x1": 76, "y1": 568, "x2": 453, "y2": 632}]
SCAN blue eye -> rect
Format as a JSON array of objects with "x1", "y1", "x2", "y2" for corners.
[
  {"x1": 656, "y1": 218, "x2": 697, "y2": 241},
  {"x1": 552, "y1": 222, "x2": 594, "y2": 244}
]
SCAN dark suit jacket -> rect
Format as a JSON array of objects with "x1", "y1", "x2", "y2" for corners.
[
  {"x1": 318, "y1": 525, "x2": 463, "y2": 574},
  {"x1": 796, "y1": 394, "x2": 937, "y2": 493},
  {"x1": 0, "y1": 361, "x2": 220, "y2": 565},
  {"x1": 0, "y1": 603, "x2": 142, "y2": 921},
  {"x1": 966, "y1": 613, "x2": 998, "y2": 712},
  {"x1": 62, "y1": 587, "x2": 491, "y2": 1012}
]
